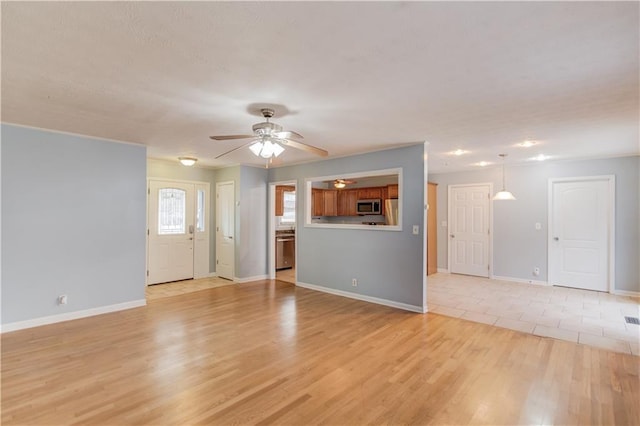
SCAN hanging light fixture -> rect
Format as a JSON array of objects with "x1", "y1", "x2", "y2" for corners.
[
  {"x1": 178, "y1": 157, "x2": 197, "y2": 166},
  {"x1": 493, "y1": 153, "x2": 516, "y2": 200},
  {"x1": 249, "y1": 137, "x2": 285, "y2": 159}
]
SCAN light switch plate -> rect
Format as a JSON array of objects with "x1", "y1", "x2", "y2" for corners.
[
  {"x1": 535, "y1": 222, "x2": 542, "y2": 230},
  {"x1": 412, "y1": 225, "x2": 419, "y2": 235}
]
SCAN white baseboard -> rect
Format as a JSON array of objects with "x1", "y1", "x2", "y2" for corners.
[
  {"x1": 492, "y1": 275, "x2": 550, "y2": 286},
  {"x1": 234, "y1": 274, "x2": 269, "y2": 284},
  {"x1": 1, "y1": 299, "x2": 147, "y2": 333},
  {"x1": 613, "y1": 289, "x2": 640, "y2": 297},
  {"x1": 437, "y1": 268, "x2": 449, "y2": 274},
  {"x1": 296, "y1": 281, "x2": 426, "y2": 313}
]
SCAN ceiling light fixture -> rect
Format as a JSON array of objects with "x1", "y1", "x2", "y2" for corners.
[
  {"x1": 178, "y1": 157, "x2": 197, "y2": 166},
  {"x1": 493, "y1": 154, "x2": 516, "y2": 201},
  {"x1": 452, "y1": 149, "x2": 468, "y2": 156},
  {"x1": 249, "y1": 138, "x2": 285, "y2": 159},
  {"x1": 519, "y1": 140, "x2": 537, "y2": 148},
  {"x1": 334, "y1": 181, "x2": 346, "y2": 189},
  {"x1": 532, "y1": 154, "x2": 548, "y2": 161},
  {"x1": 475, "y1": 161, "x2": 490, "y2": 167}
]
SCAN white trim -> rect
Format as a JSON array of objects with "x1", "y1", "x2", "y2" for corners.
[
  {"x1": 492, "y1": 275, "x2": 550, "y2": 286},
  {"x1": 447, "y1": 183, "x2": 493, "y2": 278},
  {"x1": 437, "y1": 268, "x2": 450, "y2": 274},
  {"x1": 613, "y1": 289, "x2": 640, "y2": 297},
  {"x1": 296, "y1": 282, "x2": 426, "y2": 313},
  {"x1": 233, "y1": 274, "x2": 269, "y2": 283},
  {"x1": 423, "y1": 141, "x2": 429, "y2": 311},
  {"x1": 1, "y1": 299, "x2": 147, "y2": 333},
  {"x1": 548, "y1": 175, "x2": 615, "y2": 293}
]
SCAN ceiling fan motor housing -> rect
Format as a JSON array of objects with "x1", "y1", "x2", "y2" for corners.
[{"x1": 252, "y1": 121, "x2": 283, "y2": 137}]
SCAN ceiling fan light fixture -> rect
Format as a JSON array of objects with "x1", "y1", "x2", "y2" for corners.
[
  {"x1": 249, "y1": 142, "x2": 263, "y2": 156},
  {"x1": 178, "y1": 157, "x2": 197, "y2": 166}
]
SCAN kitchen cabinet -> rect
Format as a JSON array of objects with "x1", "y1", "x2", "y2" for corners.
[
  {"x1": 387, "y1": 184, "x2": 399, "y2": 199},
  {"x1": 427, "y1": 182, "x2": 438, "y2": 275},
  {"x1": 357, "y1": 187, "x2": 383, "y2": 200},
  {"x1": 323, "y1": 189, "x2": 338, "y2": 216},
  {"x1": 312, "y1": 188, "x2": 324, "y2": 216},
  {"x1": 275, "y1": 185, "x2": 295, "y2": 217},
  {"x1": 337, "y1": 189, "x2": 358, "y2": 216}
]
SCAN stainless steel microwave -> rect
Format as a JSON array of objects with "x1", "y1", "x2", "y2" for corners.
[{"x1": 356, "y1": 199, "x2": 381, "y2": 215}]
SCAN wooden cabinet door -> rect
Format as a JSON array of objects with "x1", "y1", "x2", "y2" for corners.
[
  {"x1": 275, "y1": 186, "x2": 284, "y2": 216},
  {"x1": 323, "y1": 190, "x2": 338, "y2": 216},
  {"x1": 427, "y1": 182, "x2": 438, "y2": 275},
  {"x1": 387, "y1": 184, "x2": 399, "y2": 199},
  {"x1": 357, "y1": 187, "x2": 382, "y2": 200},
  {"x1": 312, "y1": 189, "x2": 324, "y2": 216},
  {"x1": 337, "y1": 189, "x2": 358, "y2": 216}
]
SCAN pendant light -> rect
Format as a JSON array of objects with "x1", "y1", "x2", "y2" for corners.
[{"x1": 493, "y1": 153, "x2": 516, "y2": 200}]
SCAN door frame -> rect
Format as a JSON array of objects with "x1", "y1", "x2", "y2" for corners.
[
  {"x1": 146, "y1": 178, "x2": 211, "y2": 285},
  {"x1": 268, "y1": 180, "x2": 298, "y2": 280},
  {"x1": 446, "y1": 183, "x2": 494, "y2": 277},
  {"x1": 547, "y1": 175, "x2": 615, "y2": 292}
]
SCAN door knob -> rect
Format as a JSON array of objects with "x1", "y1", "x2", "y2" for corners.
[
  {"x1": 554, "y1": 237, "x2": 559, "y2": 241},
  {"x1": 450, "y1": 234, "x2": 455, "y2": 238}
]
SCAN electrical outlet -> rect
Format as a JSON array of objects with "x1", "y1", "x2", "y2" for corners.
[
  {"x1": 58, "y1": 295, "x2": 68, "y2": 305},
  {"x1": 533, "y1": 267, "x2": 540, "y2": 276},
  {"x1": 352, "y1": 278, "x2": 358, "y2": 287}
]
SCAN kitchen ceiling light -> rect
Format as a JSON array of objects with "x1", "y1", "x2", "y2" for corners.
[
  {"x1": 493, "y1": 153, "x2": 516, "y2": 201},
  {"x1": 334, "y1": 181, "x2": 346, "y2": 189},
  {"x1": 178, "y1": 157, "x2": 197, "y2": 166},
  {"x1": 519, "y1": 140, "x2": 537, "y2": 148}
]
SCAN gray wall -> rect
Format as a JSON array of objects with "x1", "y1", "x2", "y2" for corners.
[
  {"x1": 147, "y1": 159, "x2": 217, "y2": 273},
  {"x1": 1, "y1": 125, "x2": 147, "y2": 324},
  {"x1": 239, "y1": 166, "x2": 269, "y2": 278},
  {"x1": 269, "y1": 144, "x2": 426, "y2": 308},
  {"x1": 429, "y1": 155, "x2": 639, "y2": 292}
]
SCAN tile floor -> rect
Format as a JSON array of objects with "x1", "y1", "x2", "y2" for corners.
[
  {"x1": 427, "y1": 273, "x2": 640, "y2": 355},
  {"x1": 146, "y1": 276, "x2": 234, "y2": 300},
  {"x1": 276, "y1": 267, "x2": 296, "y2": 284}
]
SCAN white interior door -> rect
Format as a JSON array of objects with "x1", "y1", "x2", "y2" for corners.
[
  {"x1": 148, "y1": 181, "x2": 195, "y2": 284},
  {"x1": 549, "y1": 177, "x2": 613, "y2": 292},
  {"x1": 216, "y1": 181, "x2": 235, "y2": 280},
  {"x1": 449, "y1": 184, "x2": 490, "y2": 277}
]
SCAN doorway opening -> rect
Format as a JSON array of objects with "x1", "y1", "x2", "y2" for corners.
[{"x1": 269, "y1": 182, "x2": 297, "y2": 284}]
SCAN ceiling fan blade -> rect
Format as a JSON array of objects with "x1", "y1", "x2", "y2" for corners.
[
  {"x1": 214, "y1": 140, "x2": 256, "y2": 159},
  {"x1": 275, "y1": 130, "x2": 304, "y2": 139},
  {"x1": 209, "y1": 135, "x2": 254, "y2": 141},
  {"x1": 280, "y1": 139, "x2": 328, "y2": 157}
]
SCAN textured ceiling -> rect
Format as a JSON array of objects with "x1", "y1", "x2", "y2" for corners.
[{"x1": 1, "y1": 2, "x2": 638, "y2": 172}]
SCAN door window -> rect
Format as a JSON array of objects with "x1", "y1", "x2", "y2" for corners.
[
  {"x1": 196, "y1": 189, "x2": 206, "y2": 232},
  {"x1": 158, "y1": 188, "x2": 186, "y2": 235}
]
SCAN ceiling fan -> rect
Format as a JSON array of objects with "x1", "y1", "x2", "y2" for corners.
[
  {"x1": 333, "y1": 178, "x2": 357, "y2": 189},
  {"x1": 210, "y1": 108, "x2": 328, "y2": 162}
]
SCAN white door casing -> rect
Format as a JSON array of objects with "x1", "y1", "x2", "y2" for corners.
[
  {"x1": 448, "y1": 184, "x2": 491, "y2": 277},
  {"x1": 216, "y1": 181, "x2": 235, "y2": 280},
  {"x1": 148, "y1": 180, "x2": 195, "y2": 284},
  {"x1": 548, "y1": 176, "x2": 614, "y2": 292}
]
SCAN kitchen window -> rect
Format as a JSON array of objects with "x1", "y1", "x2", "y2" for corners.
[{"x1": 280, "y1": 191, "x2": 296, "y2": 224}]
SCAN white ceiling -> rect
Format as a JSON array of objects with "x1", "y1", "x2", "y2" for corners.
[{"x1": 2, "y1": 2, "x2": 638, "y2": 172}]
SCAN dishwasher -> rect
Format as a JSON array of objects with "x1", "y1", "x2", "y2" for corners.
[{"x1": 276, "y1": 231, "x2": 295, "y2": 270}]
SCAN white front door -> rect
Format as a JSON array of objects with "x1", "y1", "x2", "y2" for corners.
[
  {"x1": 216, "y1": 181, "x2": 235, "y2": 280},
  {"x1": 148, "y1": 180, "x2": 195, "y2": 284},
  {"x1": 449, "y1": 184, "x2": 490, "y2": 277},
  {"x1": 549, "y1": 177, "x2": 613, "y2": 292}
]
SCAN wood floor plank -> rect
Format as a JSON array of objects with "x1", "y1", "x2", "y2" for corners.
[{"x1": 2, "y1": 280, "x2": 639, "y2": 425}]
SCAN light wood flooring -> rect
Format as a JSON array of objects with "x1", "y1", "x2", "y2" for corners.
[
  {"x1": 146, "y1": 276, "x2": 234, "y2": 300},
  {"x1": 2, "y1": 280, "x2": 639, "y2": 425},
  {"x1": 275, "y1": 267, "x2": 296, "y2": 284}
]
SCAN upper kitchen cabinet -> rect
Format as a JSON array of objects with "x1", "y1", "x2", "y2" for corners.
[
  {"x1": 305, "y1": 168, "x2": 402, "y2": 230},
  {"x1": 387, "y1": 184, "x2": 399, "y2": 199}
]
